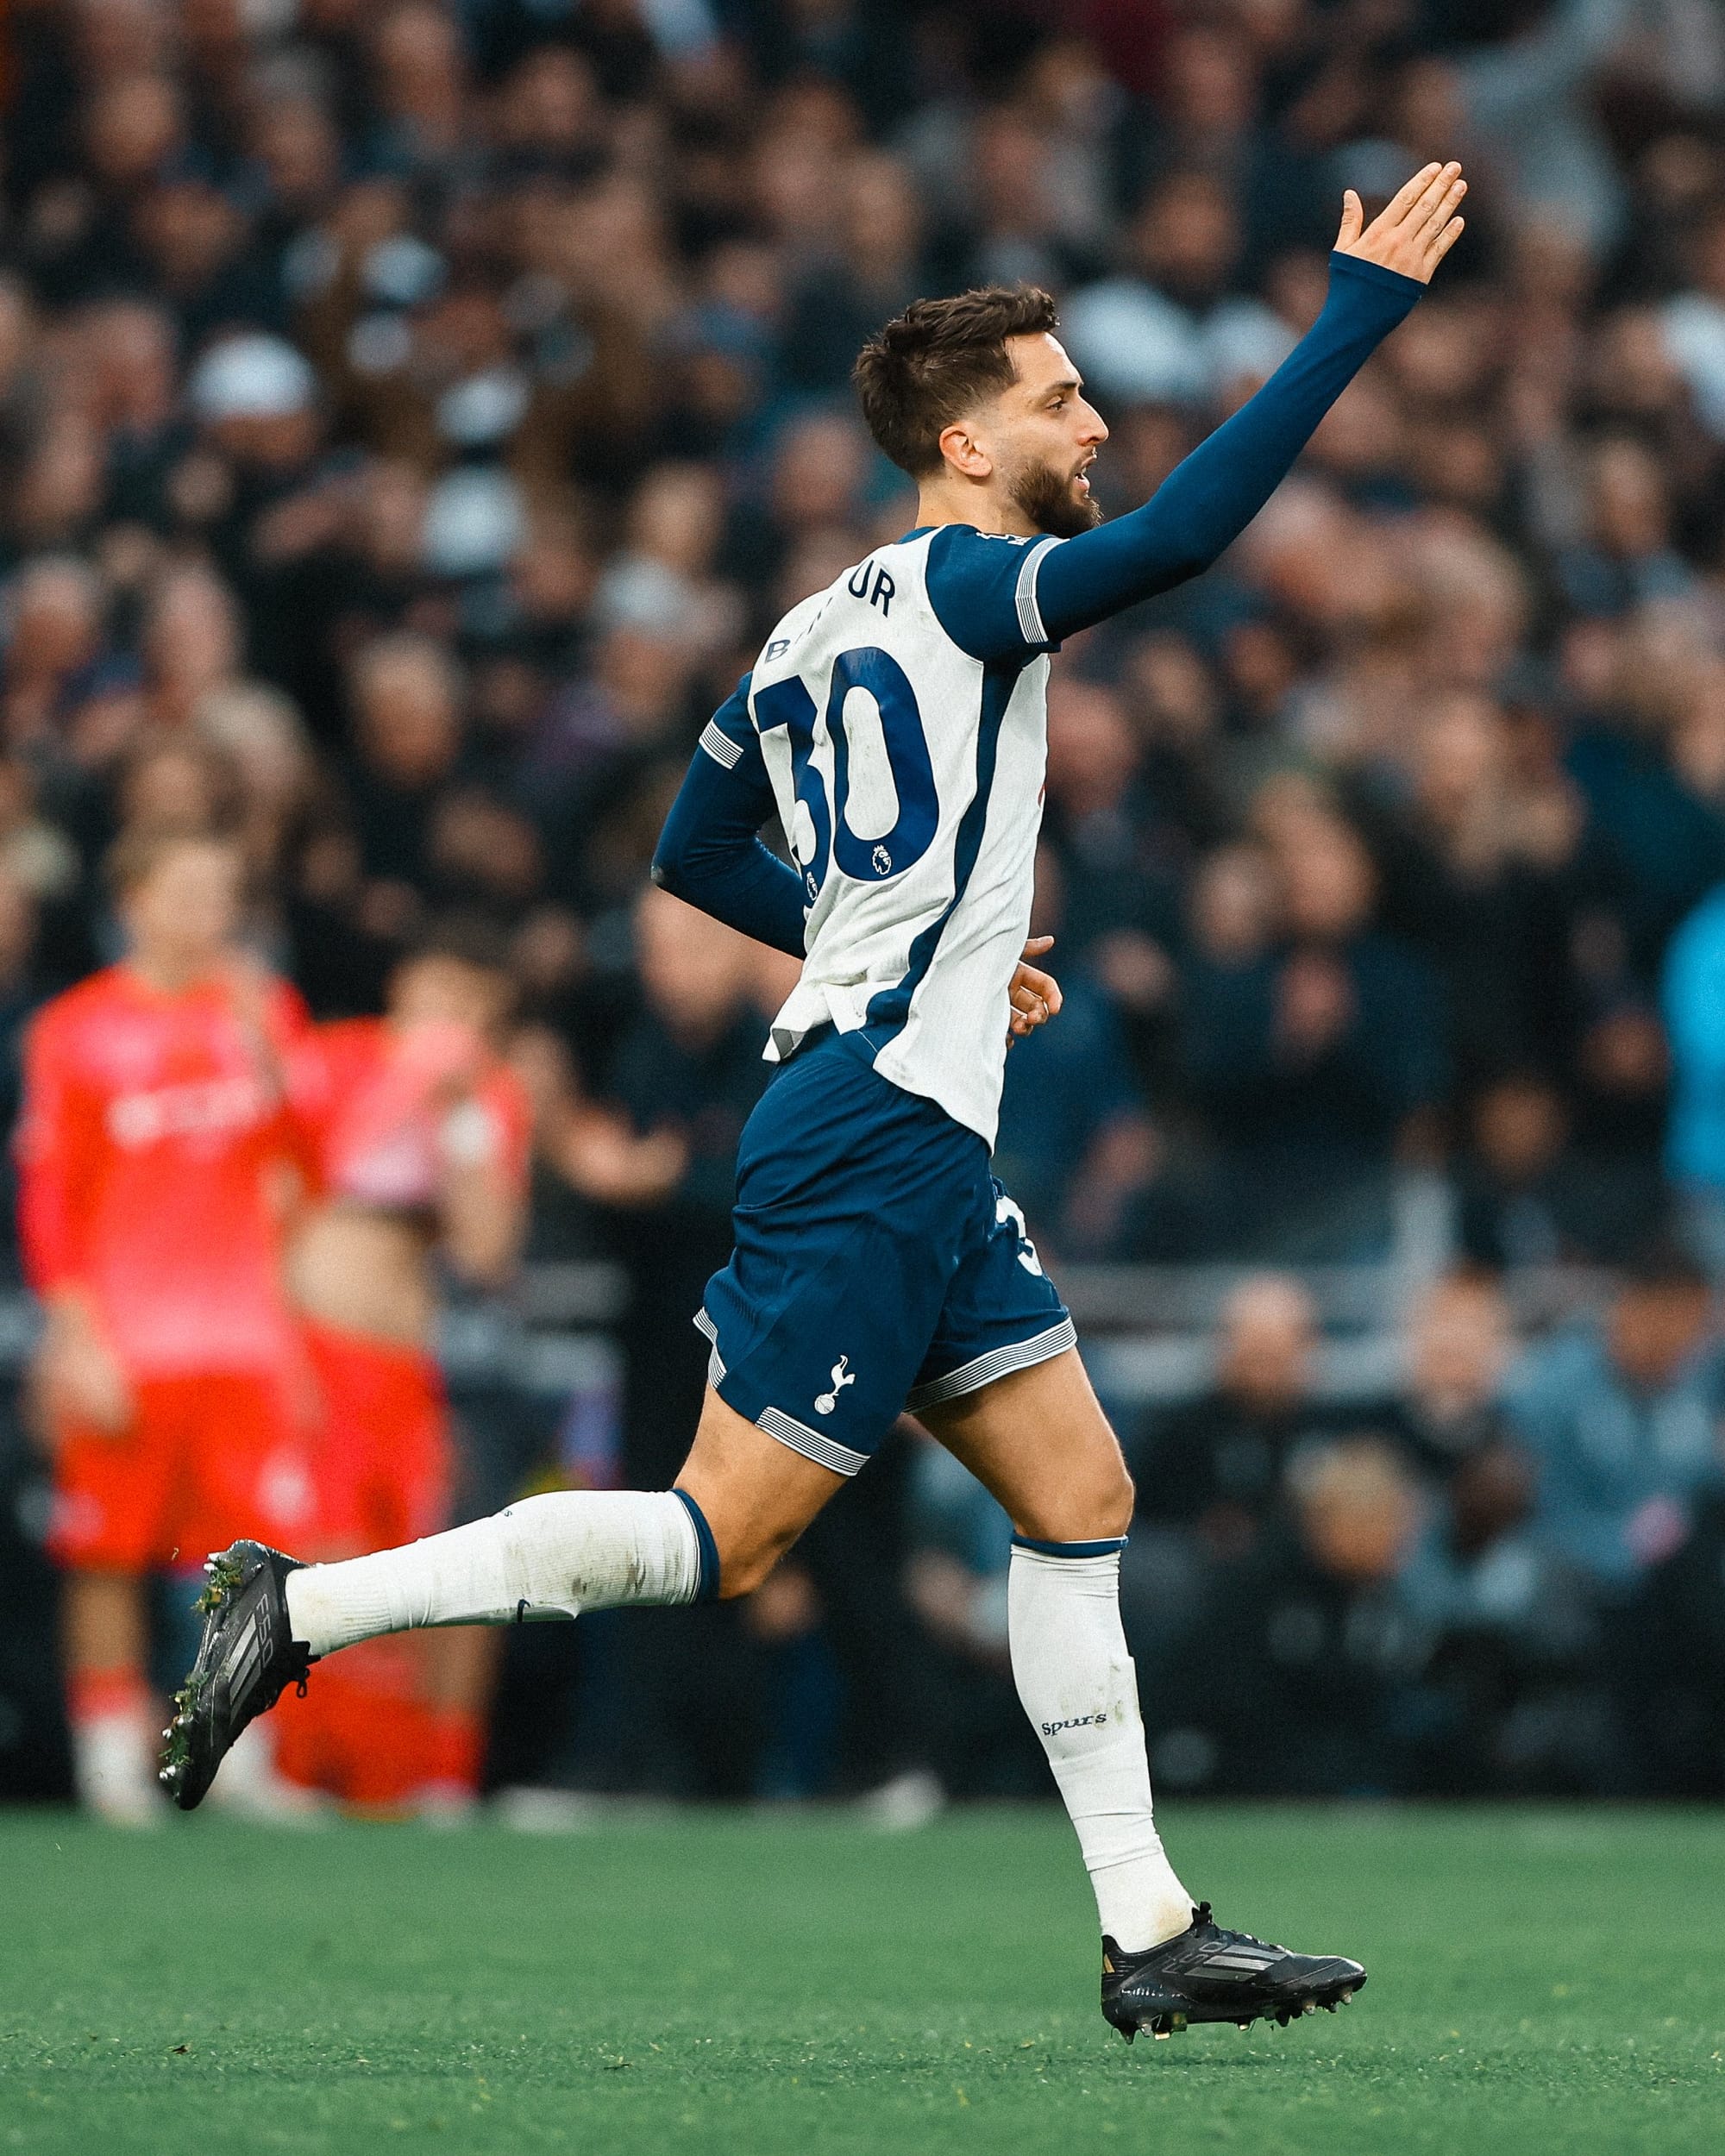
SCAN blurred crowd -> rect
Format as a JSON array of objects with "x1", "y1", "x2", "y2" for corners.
[
  {"x1": 917, "y1": 1256, "x2": 1725, "y2": 1802},
  {"x1": 4, "y1": 0, "x2": 1725, "y2": 1807}
]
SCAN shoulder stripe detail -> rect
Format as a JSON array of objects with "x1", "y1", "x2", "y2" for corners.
[
  {"x1": 699, "y1": 718, "x2": 745, "y2": 768},
  {"x1": 756, "y1": 1406, "x2": 867, "y2": 1478},
  {"x1": 906, "y1": 1316, "x2": 1076, "y2": 1413},
  {"x1": 1015, "y1": 536, "x2": 1060, "y2": 645},
  {"x1": 693, "y1": 1306, "x2": 726, "y2": 1385}
]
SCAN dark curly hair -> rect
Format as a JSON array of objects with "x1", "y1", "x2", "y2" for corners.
[{"x1": 852, "y1": 285, "x2": 1061, "y2": 479}]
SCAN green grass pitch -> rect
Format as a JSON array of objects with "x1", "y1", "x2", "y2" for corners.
[{"x1": 3, "y1": 1806, "x2": 1722, "y2": 2156}]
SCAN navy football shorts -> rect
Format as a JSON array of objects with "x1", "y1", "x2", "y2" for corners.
[{"x1": 697, "y1": 1026, "x2": 1075, "y2": 1476}]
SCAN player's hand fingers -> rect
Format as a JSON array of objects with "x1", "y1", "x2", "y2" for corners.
[
  {"x1": 1417, "y1": 173, "x2": 1465, "y2": 241},
  {"x1": 1010, "y1": 986, "x2": 1055, "y2": 1019},
  {"x1": 1008, "y1": 988, "x2": 1051, "y2": 1033},
  {"x1": 1378, "y1": 161, "x2": 1445, "y2": 229},
  {"x1": 1020, "y1": 935, "x2": 1055, "y2": 958},
  {"x1": 1427, "y1": 214, "x2": 1465, "y2": 269},
  {"x1": 1398, "y1": 160, "x2": 1461, "y2": 238},
  {"x1": 1335, "y1": 187, "x2": 1364, "y2": 252},
  {"x1": 1371, "y1": 160, "x2": 1440, "y2": 233},
  {"x1": 1013, "y1": 964, "x2": 1062, "y2": 1012}
]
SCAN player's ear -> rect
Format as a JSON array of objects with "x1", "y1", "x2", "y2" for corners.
[{"x1": 937, "y1": 418, "x2": 993, "y2": 480}]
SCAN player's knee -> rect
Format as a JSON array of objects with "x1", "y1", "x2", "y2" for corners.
[
  {"x1": 1017, "y1": 1452, "x2": 1134, "y2": 1545},
  {"x1": 711, "y1": 1520, "x2": 800, "y2": 1601},
  {"x1": 713, "y1": 1551, "x2": 776, "y2": 1599},
  {"x1": 1094, "y1": 1457, "x2": 1135, "y2": 1539}
]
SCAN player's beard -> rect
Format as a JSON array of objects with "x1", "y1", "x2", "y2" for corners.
[{"x1": 1007, "y1": 453, "x2": 1103, "y2": 538}]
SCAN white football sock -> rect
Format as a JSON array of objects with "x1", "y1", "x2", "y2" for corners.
[
  {"x1": 285, "y1": 1490, "x2": 706, "y2": 1659},
  {"x1": 1008, "y1": 1540, "x2": 1193, "y2": 1952}
]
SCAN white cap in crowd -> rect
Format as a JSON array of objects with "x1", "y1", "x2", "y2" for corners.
[{"x1": 189, "y1": 335, "x2": 317, "y2": 423}]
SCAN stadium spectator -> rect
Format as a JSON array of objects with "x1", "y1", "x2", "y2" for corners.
[
  {"x1": 16, "y1": 825, "x2": 315, "y2": 1821},
  {"x1": 1618, "y1": 1486, "x2": 1725, "y2": 1795},
  {"x1": 602, "y1": 885, "x2": 785, "y2": 1494},
  {"x1": 1453, "y1": 1069, "x2": 1666, "y2": 1269},
  {"x1": 276, "y1": 918, "x2": 531, "y2": 1813},
  {"x1": 1138, "y1": 1273, "x2": 1336, "y2": 1555},
  {"x1": 1384, "y1": 1270, "x2": 1518, "y2": 1485},
  {"x1": 1199, "y1": 1434, "x2": 1427, "y2": 1795},
  {"x1": 574, "y1": 887, "x2": 780, "y2": 1794},
  {"x1": 1062, "y1": 167, "x2": 1297, "y2": 405},
  {"x1": 0, "y1": 867, "x2": 52, "y2": 1274},
  {"x1": 1506, "y1": 1242, "x2": 1724, "y2": 1592},
  {"x1": 1395, "y1": 1434, "x2": 1602, "y2": 1794},
  {"x1": 1663, "y1": 879, "x2": 1725, "y2": 1272},
  {"x1": 902, "y1": 1432, "x2": 1045, "y2": 1800},
  {"x1": 1039, "y1": 677, "x2": 1183, "y2": 963},
  {"x1": 1181, "y1": 807, "x2": 1444, "y2": 1256},
  {"x1": 342, "y1": 630, "x2": 465, "y2": 910},
  {"x1": 991, "y1": 958, "x2": 1160, "y2": 1263}
]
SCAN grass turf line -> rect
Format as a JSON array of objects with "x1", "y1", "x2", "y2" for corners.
[{"x1": 2, "y1": 1806, "x2": 1722, "y2": 2156}]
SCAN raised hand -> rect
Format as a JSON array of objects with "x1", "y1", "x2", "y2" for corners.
[{"x1": 1335, "y1": 160, "x2": 1466, "y2": 285}]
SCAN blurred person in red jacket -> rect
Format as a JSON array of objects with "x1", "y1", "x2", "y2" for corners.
[
  {"x1": 16, "y1": 824, "x2": 316, "y2": 1821},
  {"x1": 279, "y1": 918, "x2": 530, "y2": 1813}
]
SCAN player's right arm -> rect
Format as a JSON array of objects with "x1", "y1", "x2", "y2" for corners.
[{"x1": 15, "y1": 1006, "x2": 131, "y2": 1437}]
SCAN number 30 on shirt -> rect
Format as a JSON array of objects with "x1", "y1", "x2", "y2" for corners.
[{"x1": 756, "y1": 647, "x2": 938, "y2": 899}]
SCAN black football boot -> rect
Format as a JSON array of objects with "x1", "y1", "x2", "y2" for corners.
[
  {"x1": 159, "y1": 1541, "x2": 313, "y2": 1811},
  {"x1": 1101, "y1": 1902, "x2": 1366, "y2": 2041}
]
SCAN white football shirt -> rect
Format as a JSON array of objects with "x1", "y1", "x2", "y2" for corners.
[{"x1": 699, "y1": 523, "x2": 1064, "y2": 1147}]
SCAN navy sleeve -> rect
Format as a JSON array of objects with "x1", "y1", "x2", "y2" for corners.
[
  {"x1": 923, "y1": 524, "x2": 1065, "y2": 664},
  {"x1": 1025, "y1": 252, "x2": 1424, "y2": 647},
  {"x1": 651, "y1": 675, "x2": 808, "y2": 959}
]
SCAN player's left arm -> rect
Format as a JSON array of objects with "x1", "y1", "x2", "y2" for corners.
[
  {"x1": 1027, "y1": 163, "x2": 1466, "y2": 644},
  {"x1": 652, "y1": 674, "x2": 810, "y2": 959}
]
